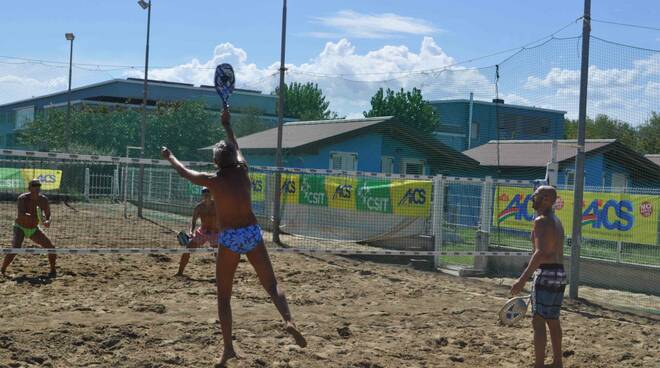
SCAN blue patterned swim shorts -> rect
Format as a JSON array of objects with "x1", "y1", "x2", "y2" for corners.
[
  {"x1": 218, "y1": 224, "x2": 263, "y2": 254},
  {"x1": 531, "y1": 264, "x2": 567, "y2": 320}
]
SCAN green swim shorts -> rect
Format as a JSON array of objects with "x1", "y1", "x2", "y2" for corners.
[{"x1": 14, "y1": 223, "x2": 38, "y2": 238}]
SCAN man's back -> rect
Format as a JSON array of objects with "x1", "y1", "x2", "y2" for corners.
[{"x1": 209, "y1": 166, "x2": 257, "y2": 230}]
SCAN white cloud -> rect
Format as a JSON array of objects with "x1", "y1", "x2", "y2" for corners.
[
  {"x1": 645, "y1": 81, "x2": 660, "y2": 98},
  {"x1": 310, "y1": 10, "x2": 440, "y2": 39},
  {"x1": 525, "y1": 67, "x2": 579, "y2": 89},
  {"x1": 128, "y1": 37, "x2": 489, "y2": 117},
  {"x1": 0, "y1": 74, "x2": 67, "y2": 104},
  {"x1": 520, "y1": 58, "x2": 660, "y2": 125}
]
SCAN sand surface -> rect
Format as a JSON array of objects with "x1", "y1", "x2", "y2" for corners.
[
  {"x1": 1, "y1": 201, "x2": 658, "y2": 367},
  {"x1": 1, "y1": 251, "x2": 658, "y2": 368}
]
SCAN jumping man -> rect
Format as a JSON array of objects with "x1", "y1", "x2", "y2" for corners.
[
  {"x1": 2, "y1": 179, "x2": 57, "y2": 277},
  {"x1": 162, "y1": 109, "x2": 306, "y2": 366},
  {"x1": 511, "y1": 185, "x2": 567, "y2": 368},
  {"x1": 176, "y1": 187, "x2": 219, "y2": 276}
]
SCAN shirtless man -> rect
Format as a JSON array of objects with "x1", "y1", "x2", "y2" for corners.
[
  {"x1": 1, "y1": 179, "x2": 57, "y2": 277},
  {"x1": 176, "y1": 187, "x2": 219, "y2": 276},
  {"x1": 162, "y1": 109, "x2": 306, "y2": 366},
  {"x1": 511, "y1": 185, "x2": 567, "y2": 368}
]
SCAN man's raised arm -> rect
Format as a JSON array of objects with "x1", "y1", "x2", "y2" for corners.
[
  {"x1": 221, "y1": 109, "x2": 238, "y2": 149},
  {"x1": 161, "y1": 147, "x2": 213, "y2": 187},
  {"x1": 220, "y1": 109, "x2": 247, "y2": 164}
]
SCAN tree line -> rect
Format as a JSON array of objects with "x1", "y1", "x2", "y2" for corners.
[
  {"x1": 564, "y1": 113, "x2": 659, "y2": 155},
  {"x1": 18, "y1": 82, "x2": 658, "y2": 160}
]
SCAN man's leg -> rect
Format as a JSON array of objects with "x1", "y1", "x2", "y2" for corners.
[
  {"x1": 532, "y1": 315, "x2": 547, "y2": 368},
  {"x1": 177, "y1": 239, "x2": 200, "y2": 276},
  {"x1": 246, "y1": 243, "x2": 306, "y2": 348},
  {"x1": 1, "y1": 226, "x2": 24, "y2": 275},
  {"x1": 216, "y1": 246, "x2": 240, "y2": 366},
  {"x1": 30, "y1": 230, "x2": 56, "y2": 276},
  {"x1": 547, "y1": 319, "x2": 563, "y2": 368}
]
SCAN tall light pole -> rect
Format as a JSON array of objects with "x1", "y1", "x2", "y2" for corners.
[
  {"x1": 272, "y1": 0, "x2": 287, "y2": 243},
  {"x1": 137, "y1": 0, "x2": 151, "y2": 218},
  {"x1": 65, "y1": 33, "x2": 75, "y2": 151}
]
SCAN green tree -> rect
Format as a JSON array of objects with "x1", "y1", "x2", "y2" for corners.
[
  {"x1": 564, "y1": 114, "x2": 639, "y2": 151},
  {"x1": 19, "y1": 101, "x2": 225, "y2": 161},
  {"x1": 277, "y1": 82, "x2": 338, "y2": 120},
  {"x1": 233, "y1": 107, "x2": 271, "y2": 137},
  {"x1": 638, "y1": 112, "x2": 660, "y2": 154},
  {"x1": 363, "y1": 87, "x2": 440, "y2": 134}
]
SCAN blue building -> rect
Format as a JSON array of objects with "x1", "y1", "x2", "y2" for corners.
[
  {"x1": 203, "y1": 116, "x2": 479, "y2": 176},
  {"x1": 0, "y1": 78, "x2": 284, "y2": 149},
  {"x1": 464, "y1": 139, "x2": 660, "y2": 188},
  {"x1": 430, "y1": 98, "x2": 566, "y2": 152}
]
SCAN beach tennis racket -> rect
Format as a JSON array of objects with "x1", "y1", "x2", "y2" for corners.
[
  {"x1": 498, "y1": 295, "x2": 530, "y2": 326},
  {"x1": 176, "y1": 231, "x2": 191, "y2": 247},
  {"x1": 214, "y1": 63, "x2": 235, "y2": 109}
]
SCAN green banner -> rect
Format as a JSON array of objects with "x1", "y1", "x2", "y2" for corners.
[
  {"x1": 293, "y1": 174, "x2": 429, "y2": 218},
  {"x1": 0, "y1": 168, "x2": 22, "y2": 190},
  {"x1": 356, "y1": 179, "x2": 392, "y2": 214},
  {"x1": 187, "y1": 182, "x2": 202, "y2": 195},
  {"x1": 299, "y1": 175, "x2": 327, "y2": 206}
]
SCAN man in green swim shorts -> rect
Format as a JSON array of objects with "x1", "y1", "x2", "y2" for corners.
[{"x1": 1, "y1": 179, "x2": 57, "y2": 277}]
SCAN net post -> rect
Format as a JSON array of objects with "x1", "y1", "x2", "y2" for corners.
[
  {"x1": 84, "y1": 167, "x2": 90, "y2": 200},
  {"x1": 569, "y1": 0, "x2": 591, "y2": 301},
  {"x1": 432, "y1": 175, "x2": 445, "y2": 270}
]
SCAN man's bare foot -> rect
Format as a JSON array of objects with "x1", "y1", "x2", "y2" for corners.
[
  {"x1": 285, "y1": 321, "x2": 307, "y2": 348},
  {"x1": 175, "y1": 272, "x2": 185, "y2": 277},
  {"x1": 217, "y1": 347, "x2": 239, "y2": 367}
]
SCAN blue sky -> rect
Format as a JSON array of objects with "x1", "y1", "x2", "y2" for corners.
[{"x1": 1, "y1": 0, "x2": 659, "y2": 123}]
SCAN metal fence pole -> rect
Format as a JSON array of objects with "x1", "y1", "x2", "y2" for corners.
[
  {"x1": 475, "y1": 176, "x2": 493, "y2": 271},
  {"x1": 123, "y1": 166, "x2": 129, "y2": 218},
  {"x1": 84, "y1": 167, "x2": 90, "y2": 200},
  {"x1": 432, "y1": 175, "x2": 445, "y2": 270},
  {"x1": 168, "y1": 172, "x2": 172, "y2": 202},
  {"x1": 569, "y1": 0, "x2": 592, "y2": 300}
]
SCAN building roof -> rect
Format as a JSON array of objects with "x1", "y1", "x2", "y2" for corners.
[
  {"x1": 428, "y1": 99, "x2": 567, "y2": 115},
  {"x1": 0, "y1": 78, "x2": 274, "y2": 108},
  {"x1": 465, "y1": 139, "x2": 660, "y2": 180},
  {"x1": 214, "y1": 117, "x2": 390, "y2": 150},
  {"x1": 201, "y1": 116, "x2": 479, "y2": 168},
  {"x1": 463, "y1": 139, "x2": 616, "y2": 167},
  {"x1": 645, "y1": 154, "x2": 660, "y2": 166}
]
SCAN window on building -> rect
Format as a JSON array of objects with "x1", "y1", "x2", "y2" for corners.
[
  {"x1": 0, "y1": 134, "x2": 4, "y2": 147},
  {"x1": 611, "y1": 173, "x2": 628, "y2": 189},
  {"x1": 14, "y1": 106, "x2": 35, "y2": 129},
  {"x1": 403, "y1": 159, "x2": 425, "y2": 175},
  {"x1": 565, "y1": 170, "x2": 575, "y2": 186},
  {"x1": 381, "y1": 156, "x2": 394, "y2": 174},
  {"x1": 329, "y1": 152, "x2": 358, "y2": 171}
]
